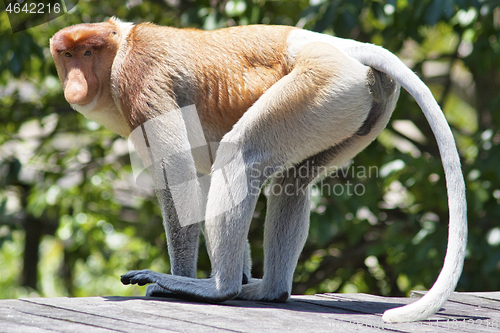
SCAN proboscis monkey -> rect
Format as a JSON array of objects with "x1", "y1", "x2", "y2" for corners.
[{"x1": 50, "y1": 17, "x2": 467, "y2": 323}]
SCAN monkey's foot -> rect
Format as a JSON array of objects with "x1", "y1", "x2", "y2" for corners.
[
  {"x1": 139, "y1": 279, "x2": 249, "y2": 298},
  {"x1": 145, "y1": 283, "x2": 212, "y2": 301},
  {"x1": 236, "y1": 278, "x2": 290, "y2": 302},
  {"x1": 121, "y1": 269, "x2": 239, "y2": 302}
]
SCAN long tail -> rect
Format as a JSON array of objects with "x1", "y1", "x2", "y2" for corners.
[{"x1": 345, "y1": 43, "x2": 467, "y2": 322}]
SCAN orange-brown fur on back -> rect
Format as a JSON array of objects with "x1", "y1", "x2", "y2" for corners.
[{"x1": 115, "y1": 24, "x2": 296, "y2": 141}]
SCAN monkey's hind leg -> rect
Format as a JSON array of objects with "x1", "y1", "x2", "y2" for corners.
[
  {"x1": 238, "y1": 47, "x2": 399, "y2": 302},
  {"x1": 237, "y1": 173, "x2": 311, "y2": 302}
]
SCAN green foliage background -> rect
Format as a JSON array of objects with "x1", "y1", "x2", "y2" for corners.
[{"x1": 0, "y1": 0, "x2": 499, "y2": 299}]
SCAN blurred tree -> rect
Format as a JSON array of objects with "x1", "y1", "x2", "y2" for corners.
[{"x1": 0, "y1": 0, "x2": 498, "y2": 300}]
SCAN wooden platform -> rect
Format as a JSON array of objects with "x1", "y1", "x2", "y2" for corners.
[{"x1": 0, "y1": 292, "x2": 499, "y2": 332}]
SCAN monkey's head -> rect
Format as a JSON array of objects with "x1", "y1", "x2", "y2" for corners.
[{"x1": 50, "y1": 19, "x2": 120, "y2": 108}]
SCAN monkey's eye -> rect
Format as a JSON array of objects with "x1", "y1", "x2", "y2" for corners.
[
  {"x1": 64, "y1": 52, "x2": 72, "y2": 58},
  {"x1": 83, "y1": 50, "x2": 93, "y2": 57}
]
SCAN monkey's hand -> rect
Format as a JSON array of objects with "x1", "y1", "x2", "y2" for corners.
[
  {"x1": 121, "y1": 269, "x2": 240, "y2": 302},
  {"x1": 121, "y1": 269, "x2": 159, "y2": 286},
  {"x1": 121, "y1": 270, "x2": 191, "y2": 299}
]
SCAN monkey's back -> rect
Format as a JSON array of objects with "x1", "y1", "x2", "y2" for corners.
[{"x1": 114, "y1": 23, "x2": 298, "y2": 140}]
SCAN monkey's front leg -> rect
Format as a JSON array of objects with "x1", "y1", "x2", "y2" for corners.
[
  {"x1": 145, "y1": 187, "x2": 200, "y2": 297},
  {"x1": 128, "y1": 107, "x2": 205, "y2": 297},
  {"x1": 160, "y1": 187, "x2": 200, "y2": 278},
  {"x1": 142, "y1": 168, "x2": 252, "y2": 297},
  {"x1": 125, "y1": 111, "x2": 253, "y2": 299},
  {"x1": 122, "y1": 151, "x2": 259, "y2": 301}
]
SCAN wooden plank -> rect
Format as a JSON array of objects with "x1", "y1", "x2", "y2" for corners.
[
  {"x1": 323, "y1": 293, "x2": 499, "y2": 333},
  {"x1": 310, "y1": 294, "x2": 473, "y2": 332},
  {"x1": 0, "y1": 293, "x2": 498, "y2": 332},
  {"x1": 461, "y1": 292, "x2": 500, "y2": 302},
  {"x1": 0, "y1": 318, "x2": 57, "y2": 333},
  {"x1": 0, "y1": 300, "x2": 118, "y2": 333},
  {"x1": 26, "y1": 296, "x2": 388, "y2": 333},
  {"x1": 412, "y1": 291, "x2": 500, "y2": 311},
  {"x1": 22, "y1": 297, "x2": 225, "y2": 333}
]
